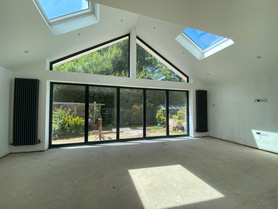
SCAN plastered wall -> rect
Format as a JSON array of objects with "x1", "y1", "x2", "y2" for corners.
[
  {"x1": 208, "y1": 72, "x2": 278, "y2": 153},
  {"x1": 0, "y1": 67, "x2": 12, "y2": 157}
]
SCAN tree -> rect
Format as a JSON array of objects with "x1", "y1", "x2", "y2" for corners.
[
  {"x1": 53, "y1": 39, "x2": 185, "y2": 82},
  {"x1": 53, "y1": 39, "x2": 129, "y2": 77},
  {"x1": 136, "y1": 44, "x2": 184, "y2": 82}
]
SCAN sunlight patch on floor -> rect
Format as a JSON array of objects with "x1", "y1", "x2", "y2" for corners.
[{"x1": 129, "y1": 164, "x2": 224, "y2": 208}]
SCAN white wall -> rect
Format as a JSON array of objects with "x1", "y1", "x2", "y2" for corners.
[
  {"x1": 208, "y1": 72, "x2": 278, "y2": 153},
  {"x1": 0, "y1": 67, "x2": 12, "y2": 158},
  {"x1": 9, "y1": 58, "x2": 207, "y2": 153},
  {"x1": 7, "y1": 29, "x2": 208, "y2": 153}
]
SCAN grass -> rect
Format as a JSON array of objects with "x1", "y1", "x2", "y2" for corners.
[
  {"x1": 150, "y1": 126, "x2": 164, "y2": 130},
  {"x1": 170, "y1": 130, "x2": 186, "y2": 134}
]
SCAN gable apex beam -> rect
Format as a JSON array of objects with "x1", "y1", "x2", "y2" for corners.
[{"x1": 130, "y1": 28, "x2": 137, "y2": 79}]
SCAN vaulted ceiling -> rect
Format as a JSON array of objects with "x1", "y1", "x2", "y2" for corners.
[{"x1": 0, "y1": 0, "x2": 277, "y2": 85}]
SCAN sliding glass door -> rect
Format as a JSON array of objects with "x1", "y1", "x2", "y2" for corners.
[
  {"x1": 120, "y1": 88, "x2": 143, "y2": 139},
  {"x1": 52, "y1": 84, "x2": 85, "y2": 144},
  {"x1": 169, "y1": 91, "x2": 188, "y2": 135},
  {"x1": 146, "y1": 90, "x2": 166, "y2": 137},
  {"x1": 50, "y1": 83, "x2": 189, "y2": 146},
  {"x1": 88, "y1": 86, "x2": 117, "y2": 141}
]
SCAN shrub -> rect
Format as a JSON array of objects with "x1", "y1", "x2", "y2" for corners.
[
  {"x1": 52, "y1": 107, "x2": 85, "y2": 139},
  {"x1": 156, "y1": 109, "x2": 166, "y2": 125},
  {"x1": 171, "y1": 115, "x2": 179, "y2": 119},
  {"x1": 131, "y1": 103, "x2": 143, "y2": 125},
  {"x1": 177, "y1": 119, "x2": 184, "y2": 127},
  {"x1": 177, "y1": 109, "x2": 186, "y2": 120},
  {"x1": 121, "y1": 104, "x2": 143, "y2": 125}
]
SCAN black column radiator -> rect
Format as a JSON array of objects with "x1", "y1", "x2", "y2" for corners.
[
  {"x1": 196, "y1": 90, "x2": 208, "y2": 132},
  {"x1": 13, "y1": 78, "x2": 40, "y2": 146}
]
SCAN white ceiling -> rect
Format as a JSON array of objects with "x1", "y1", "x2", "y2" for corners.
[{"x1": 0, "y1": 0, "x2": 277, "y2": 85}]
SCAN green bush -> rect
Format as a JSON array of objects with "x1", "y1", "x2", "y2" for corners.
[
  {"x1": 122, "y1": 109, "x2": 131, "y2": 125},
  {"x1": 177, "y1": 119, "x2": 184, "y2": 127},
  {"x1": 177, "y1": 109, "x2": 186, "y2": 120},
  {"x1": 131, "y1": 103, "x2": 143, "y2": 125},
  {"x1": 156, "y1": 109, "x2": 166, "y2": 125},
  {"x1": 121, "y1": 104, "x2": 143, "y2": 125},
  {"x1": 52, "y1": 107, "x2": 85, "y2": 139}
]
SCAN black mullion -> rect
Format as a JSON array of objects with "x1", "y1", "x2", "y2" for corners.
[
  {"x1": 166, "y1": 90, "x2": 169, "y2": 136},
  {"x1": 85, "y1": 86, "x2": 89, "y2": 143},
  {"x1": 143, "y1": 89, "x2": 146, "y2": 138},
  {"x1": 49, "y1": 82, "x2": 190, "y2": 148},
  {"x1": 116, "y1": 88, "x2": 120, "y2": 141},
  {"x1": 49, "y1": 83, "x2": 54, "y2": 148},
  {"x1": 186, "y1": 91, "x2": 190, "y2": 136},
  {"x1": 128, "y1": 34, "x2": 131, "y2": 78}
]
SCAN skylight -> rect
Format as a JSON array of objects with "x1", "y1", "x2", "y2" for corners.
[
  {"x1": 176, "y1": 27, "x2": 234, "y2": 60},
  {"x1": 33, "y1": 0, "x2": 99, "y2": 36},
  {"x1": 38, "y1": 0, "x2": 89, "y2": 19},
  {"x1": 184, "y1": 28, "x2": 225, "y2": 51}
]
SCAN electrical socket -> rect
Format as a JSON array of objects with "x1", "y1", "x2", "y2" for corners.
[
  {"x1": 256, "y1": 132, "x2": 269, "y2": 137},
  {"x1": 255, "y1": 99, "x2": 268, "y2": 102}
]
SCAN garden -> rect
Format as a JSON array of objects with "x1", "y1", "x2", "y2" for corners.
[{"x1": 52, "y1": 102, "x2": 187, "y2": 144}]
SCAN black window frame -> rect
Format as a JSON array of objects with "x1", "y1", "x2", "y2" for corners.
[
  {"x1": 49, "y1": 35, "x2": 189, "y2": 83},
  {"x1": 49, "y1": 82, "x2": 189, "y2": 148},
  {"x1": 136, "y1": 36, "x2": 189, "y2": 83},
  {"x1": 49, "y1": 34, "x2": 131, "y2": 78}
]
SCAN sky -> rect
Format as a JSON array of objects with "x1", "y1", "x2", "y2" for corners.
[
  {"x1": 38, "y1": 0, "x2": 89, "y2": 19},
  {"x1": 184, "y1": 28, "x2": 225, "y2": 51}
]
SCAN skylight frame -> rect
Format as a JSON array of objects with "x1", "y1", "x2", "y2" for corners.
[
  {"x1": 33, "y1": 0, "x2": 99, "y2": 35},
  {"x1": 176, "y1": 28, "x2": 234, "y2": 60},
  {"x1": 35, "y1": 0, "x2": 92, "y2": 25}
]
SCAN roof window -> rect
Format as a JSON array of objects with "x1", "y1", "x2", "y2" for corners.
[
  {"x1": 176, "y1": 27, "x2": 234, "y2": 60},
  {"x1": 33, "y1": 0, "x2": 99, "y2": 35}
]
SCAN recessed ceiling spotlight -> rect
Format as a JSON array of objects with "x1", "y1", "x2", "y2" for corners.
[
  {"x1": 24, "y1": 50, "x2": 29, "y2": 54},
  {"x1": 257, "y1": 55, "x2": 261, "y2": 59}
]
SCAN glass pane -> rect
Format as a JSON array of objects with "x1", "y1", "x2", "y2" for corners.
[
  {"x1": 53, "y1": 37, "x2": 129, "y2": 77},
  {"x1": 52, "y1": 84, "x2": 85, "y2": 144},
  {"x1": 88, "y1": 87, "x2": 117, "y2": 141},
  {"x1": 38, "y1": 0, "x2": 89, "y2": 19},
  {"x1": 120, "y1": 89, "x2": 143, "y2": 139},
  {"x1": 146, "y1": 90, "x2": 166, "y2": 137},
  {"x1": 169, "y1": 91, "x2": 188, "y2": 136},
  {"x1": 184, "y1": 27, "x2": 225, "y2": 51},
  {"x1": 136, "y1": 42, "x2": 187, "y2": 82}
]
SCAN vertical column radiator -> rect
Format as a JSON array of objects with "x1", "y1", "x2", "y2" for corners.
[
  {"x1": 196, "y1": 90, "x2": 208, "y2": 132},
  {"x1": 13, "y1": 78, "x2": 40, "y2": 146}
]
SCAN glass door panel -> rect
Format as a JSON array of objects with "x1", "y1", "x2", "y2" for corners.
[
  {"x1": 120, "y1": 89, "x2": 143, "y2": 139},
  {"x1": 146, "y1": 90, "x2": 166, "y2": 137},
  {"x1": 169, "y1": 91, "x2": 188, "y2": 135},
  {"x1": 52, "y1": 84, "x2": 85, "y2": 144},
  {"x1": 88, "y1": 87, "x2": 117, "y2": 141}
]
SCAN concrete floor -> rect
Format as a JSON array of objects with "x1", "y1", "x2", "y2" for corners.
[{"x1": 0, "y1": 137, "x2": 278, "y2": 209}]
